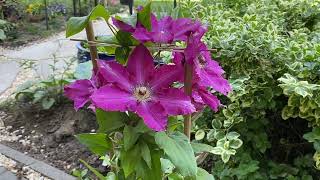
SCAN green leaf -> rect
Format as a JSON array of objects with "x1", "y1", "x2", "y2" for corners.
[
  {"x1": 79, "y1": 159, "x2": 105, "y2": 180},
  {"x1": 0, "y1": 29, "x2": 6, "y2": 40},
  {"x1": 123, "y1": 125, "x2": 140, "y2": 151},
  {"x1": 115, "y1": 47, "x2": 130, "y2": 65},
  {"x1": 155, "y1": 132, "x2": 197, "y2": 177},
  {"x1": 96, "y1": 109, "x2": 127, "y2": 133},
  {"x1": 212, "y1": 119, "x2": 222, "y2": 129},
  {"x1": 33, "y1": 91, "x2": 45, "y2": 103},
  {"x1": 74, "y1": 61, "x2": 93, "y2": 79},
  {"x1": 42, "y1": 98, "x2": 55, "y2": 110},
  {"x1": 221, "y1": 151, "x2": 231, "y2": 163},
  {"x1": 120, "y1": 144, "x2": 141, "y2": 177},
  {"x1": 294, "y1": 87, "x2": 310, "y2": 97},
  {"x1": 196, "y1": 168, "x2": 215, "y2": 180},
  {"x1": 139, "y1": 140, "x2": 152, "y2": 168},
  {"x1": 75, "y1": 133, "x2": 112, "y2": 156},
  {"x1": 210, "y1": 147, "x2": 224, "y2": 155},
  {"x1": 226, "y1": 131, "x2": 240, "y2": 140},
  {"x1": 191, "y1": 142, "x2": 215, "y2": 153},
  {"x1": 303, "y1": 128, "x2": 320, "y2": 142},
  {"x1": 66, "y1": 5, "x2": 110, "y2": 37},
  {"x1": 161, "y1": 158, "x2": 175, "y2": 174},
  {"x1": 116, "y1": 30, "x2": 137, "y2": 46},
  {"x1": 137, "y1": 3, "x2": 152, "y2": 31},
  {"x1": 106, "y1": 172, "x2": 116, "y2": 180},
  {"x1": 195, "y1": 129, "x2": 205, "y2": 140},
  {"x1": 229, "y1": 139, "x2": 243, "y2": 149},
  {"x1": 168, "y1": 173, "x2": 184, "y2": 180}
]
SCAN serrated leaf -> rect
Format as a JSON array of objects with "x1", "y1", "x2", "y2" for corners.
[
  {"x1": 155, "y1": 132, "x2": 197, "y2": 177},
  {"x1": 76, "y1": 133, "x2": 112, "y2": 156}
]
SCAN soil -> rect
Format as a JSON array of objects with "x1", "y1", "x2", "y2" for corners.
[{"x1": 0, "y1": 101, "x2": 108, "y2": 175}]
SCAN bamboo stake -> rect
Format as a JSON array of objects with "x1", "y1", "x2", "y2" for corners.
[
  {"x1": 183, "y1": 62, "x2": 193, "y2": 140},
  {"x1": 85, "y1": 21, "x2": 99, "y2": 72}
]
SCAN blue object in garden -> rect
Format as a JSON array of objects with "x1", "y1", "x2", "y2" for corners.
[{"x1": 76, "y1": 42, "x2": 115, "y2": 63}]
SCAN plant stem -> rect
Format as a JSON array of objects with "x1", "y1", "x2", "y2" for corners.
[
  {"x1": 85, "y1": 21, "x2": 99, "y2": 73},
  {"x1": 184, "y1": 62, "x2": 193, "y2": 140}
]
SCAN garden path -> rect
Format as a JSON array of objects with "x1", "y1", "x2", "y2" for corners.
[{"x1": 0, "y1": 20, "x2": 112, "y2": 95}]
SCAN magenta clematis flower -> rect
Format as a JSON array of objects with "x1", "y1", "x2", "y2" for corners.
[
  {"x1": 133, "y1": 14, "x2": 174, "y2": 43},
  {"x1": 172, "y1": 19, "x2": 206, "y2": 41},
  {"x1": 184, "y1": 35, "x2": 232, "y2": 95},
  {"x1": 90, "y1": 44, "x2": 195, "y2": 131},
  {"x1": 64, "y1": 79, "x2": 96, "y2": 111}
]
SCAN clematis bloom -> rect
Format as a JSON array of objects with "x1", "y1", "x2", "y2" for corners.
[
  {"x1": 184, "y1": 35, "x2": 232, "y2": 95},
  {"x1": 91, "y1": 44, "x2": 195, "y2": 131}
]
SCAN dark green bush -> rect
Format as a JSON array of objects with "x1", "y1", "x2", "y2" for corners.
[{"x1": 180, "y1": 0, "x2": 320, "y2": 179}]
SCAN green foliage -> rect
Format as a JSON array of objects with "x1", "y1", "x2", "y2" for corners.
[
  {"x1": 75, "y1": 133, "x2": 112, "y2": 156},
  {"x1": 180, "y1": 0, "x2": 320, "y2": 179},
  {"x1": 15, "y1": 56, "x2": 75, "y2": 110},
  {"x1": 66, "y1": 5, "x2": 109, "y2": 37},
  {"x1": 0, "y1": 19, "x2": 16, "y2": 40},
  {"x1": 155, "y1": 132, "x2": 197, "y2": 177}
]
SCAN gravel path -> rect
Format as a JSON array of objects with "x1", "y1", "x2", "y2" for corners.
[
  {"x1": 0, "y1": 19, "x2": 112, "y2": 96},
  {"x1": 0, "y1": 19, "x2": 112, "y2": 179}
]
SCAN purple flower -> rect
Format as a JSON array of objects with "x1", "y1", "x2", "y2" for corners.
[
  {"x1": 90, "y1": 44, "x2": 195, "y2": 131},
  {"x1": 111, "y1": 17, "x2": 135, "y2": 33},
  {"x1": 172, "y1": 19, "x2": 206, "y2": 41},
  {"x1": 64, "y1": 79, "x2": 96, "y2": 111},
  {"x1": 133, "y1": 14, "x2": 174, "y2": 43},
  {"x1": 184, "y1": 35, "x2": 232, "y2": 95}
]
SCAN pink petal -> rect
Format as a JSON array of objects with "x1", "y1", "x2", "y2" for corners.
[
  {"x1": 151, "y1": 31, "x2": 174, "y2": 43},
  {"x1": 173, "y1": 52, "x2": 184, "y2": 65},
  {"x1": 64, "y1": 79, "x2": 95, "y2": 111},
  {"x1": 195, "y1": 66, "x2": 231, "y2": 95},
  {"x1": 155, "y1": 88, "x2": 196, "y2": 115},
  {"x1": 98, "y1": 60, "x2": 133, "y2": 91},
  {"x1": 90, "y1": 85, "x2": 136, "y2": 112},
  {"x1": 127, "y1": 44, "x2": 155, "y2": 84},
  {"x1": 150, "y1": 64, "x2": 183, "y2": 90},
  {"x1": 198, "y1": 88, "x2": 221, "y2": 112},
  {"x1": 172, "y1": 18, "x2": 202, "y2": 41},
  {"x1": 111, "y1": 17, "x2": 135, "y2": 33},
  {"x1": 192, "y1": 90, "x2": 205, "y2": 111},
  {"x1": 136, "y1": 101, "x2": 167, "y2": 131},
  {"x1": 150, "y1": 16, "x2": 174, "y2": 43},
  {"x1": 133, "y1": 28, "x2": 152, "y2": 42}
]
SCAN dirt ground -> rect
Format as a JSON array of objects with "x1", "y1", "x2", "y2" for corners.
[{"x1": 0, "y1": 101, "x2": 108, "y2": 175}]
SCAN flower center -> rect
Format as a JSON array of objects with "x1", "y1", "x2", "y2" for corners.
[
  {"x1": 160, "y1": 30, "x2": 165, "y2": 34},
  {"x1": 133, "y1": 86, "x2": 152, "y2": 102},
  {"x1": 198, "y1": 55, "x2": 207, "y2": 68}
]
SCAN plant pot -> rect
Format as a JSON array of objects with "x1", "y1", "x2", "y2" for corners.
[
  {"x1": 27, "y1": 14, "x2": 45, "y2": 22},
  {"x1": 76, "y1": 42, "x2": 115, "y2": 63}
]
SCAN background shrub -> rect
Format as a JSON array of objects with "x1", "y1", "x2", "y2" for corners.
[{"x1": 180, "y1": 0, "x2": 320, "y2": 179}]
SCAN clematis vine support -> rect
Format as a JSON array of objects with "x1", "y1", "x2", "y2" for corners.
[{"x1": 65, "y1": 3, "x2": 231, "y2": 179}]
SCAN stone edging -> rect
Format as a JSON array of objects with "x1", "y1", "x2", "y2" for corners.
[{"x1": 0, "y1": 144, "x2": 76, "y2": 180}]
